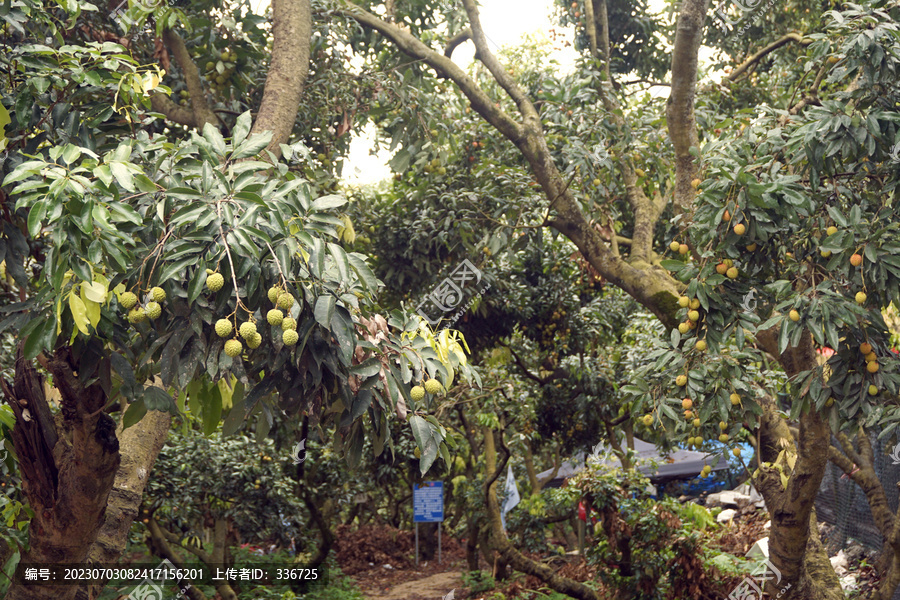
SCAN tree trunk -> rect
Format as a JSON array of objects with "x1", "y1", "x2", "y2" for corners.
[
  {"x1": 250, "y1": 0, "x2": 313, "y2": 156},
  {"x1": 482, "y1": 428, "x2": 600, "y2": 600},
  {"x1": 1, "y1": 347, "x2": 120, "y2": 600},
  {"x1": 466, "y1": 517, "x2": 480, "y2": 571},
  {"x1": 76, "y1": 404, "x2": 171, "y2": 600},
  {"x1": 754, "y1": 331, "x2": 843, "y2": 600}
]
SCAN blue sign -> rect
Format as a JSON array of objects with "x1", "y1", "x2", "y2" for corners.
[{"x1": 413, "y1": 482, "x2": 444, "y2": 522}]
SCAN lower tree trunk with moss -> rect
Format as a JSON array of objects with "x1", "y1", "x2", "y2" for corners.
[
  {"x1": 482, "y1": 427, "x2": 599, "y2": 600},
  {"x1": 1, "y1": 347, "x2": 120, "y2": 600},
  {"x1": 753, "y1": 332, "x2": 843, "y2": 600}
]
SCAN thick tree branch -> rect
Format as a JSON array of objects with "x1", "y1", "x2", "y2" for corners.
[
  {"x1": 728, "y1": 33, "x2": 809, "y2": 82},
  {"x1": 502, "y1": 343, "x2": 552, "y2": 385},
  {"x1": 482, "y1": 428, "x2": 601, "y2": 600},
  {"x1": 583, "y1": 0, "x2": 598, "y2": 60},
  {"x1": 827, "y1": 441, "x2": 893, "y2": 539},
  {"x1": 752, "y1": 333, "x2": 837, "y2": 597},
  {"x1": 590, "y1": 0, "x2": 612, "y2": 84},
  {"x1": 151, "y1": 29, "x2": 219, "y2": 130},
  {"x1": 3, "y1": 347, "x2": 120, "y2": 600},
  {"x1": 339, "y1": 1, "x2": 524, "y2": 142},
  {"x1": 666, "y1": 0, "x2": 710, "y2": 217},
  {"x1": 340, "y1": 2, "x2": 681, "y2": 328},
  {"x1": 460, "y1": 0, "x2": 542, "y2": 127},
  {"x1": 251, "y1": 0, "x2": 312, "y2": 156},
  {"x1": 79, "y1": 388, "x2": 171, "y2": 600},
  {"x1": 444, "y1": 28, "x2": 471, "y2": 58}
]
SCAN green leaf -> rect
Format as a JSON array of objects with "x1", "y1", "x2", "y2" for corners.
[
  {"x1": 187, "y1": 266, "x2": 207, "y2": 305},
  {"x1": 660, "y1": 259, "x2": 685, "y2": 272},
  {"x1": 232, "y1": 131, "x2": 273, "y2": 159},
  {"x1": 327, "y1": 243, "x2": 351, "y2": 282},
  {"x1": 201, "y1": 383, "x2": 223, "y2": 436},
  {"x1": 347, "y1": 254, "x2": 378, "y2": 290},
  {"x1": 107, "y1": 201, "x2": 143, "y2": 226},
  {"x1": 314, "y1": 295, "x2": 335, "y2": 329},
  {"x1": 311, "y1": 194, "x2": 347, "y2": 211},
  {"x1": 144, "y1": 386, "x2": 174, "y2": 413},
  {"x1": 331, "y1": 306, "x2": 356, "y2": 366},
  {"x1": 232, "y1": 111, "x2": 252, "y2": 148},
  {"x1": 27, "y1": 200, "x2": 47, "y2": 237},
  {"x1": 350, "y1": 356, "x2": 382, "y2": 378},
  {"x1": 122, "y1": 399, "x2": 147, "y2": 429},
  {"x1": 109, "y1": 161, "x2": 135, "y2": 192},
  {"x1": 409, "y1": 414, "x2": 439, "y2": 475},
  {"x1": 346, "y1": 422, "x2": 364, "y2": 469},
  {"x1": 23, "y1": 316, "x2": 56, "y2": 361},
  {"x1": 202, "y1": 122, "x2": 227, "y2": 157}
]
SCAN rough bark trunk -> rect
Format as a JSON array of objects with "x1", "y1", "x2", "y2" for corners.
[
  {"x1": 76, "y1": 403, "x2": 171, "y2": 600},
  {"x1": 250, "y1": 0, "x2": 312, "y2": 156},
  {"x1": 1, "y1": 347, "x2": 120, "y2": 600},
  {"x1": 482, "y1": 428, "x2": 508, "y2": 579},
  {"x1": 522, "y1": 439, "x2": 541, "y2": 494},
  {"x1": 152, "y1": 29, "x2": 220, "y2": 130},
  {"x1": 754, "y1": 331, "x2": 843, "y2": 599},
  {"x1": 481, "y1": 427, "x2": 601, "y2": 600},
  {"x1": 666, "y1": 0, "x2": 709, "y2": 216}
]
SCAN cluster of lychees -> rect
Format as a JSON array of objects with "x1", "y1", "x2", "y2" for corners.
[
  {"x1": 410, "y1": 378, "x2": 444, "y2": 401},
  {"x1": 121, "y1": 271, "x2": 302, "y2": 359},
  {"x1": 265, "y1": 285, "x2": 300, "y2": 347},
  {"x1": 213, "y1": 284, "x2": 299, "y2": 357},
  {"x1": 121, "y1": 286, "x2": 167, "y2": 323}
]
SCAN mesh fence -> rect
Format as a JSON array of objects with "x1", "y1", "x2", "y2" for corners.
[{"x1": 814, "y1": 432, "x2": 900, "y2": 598}]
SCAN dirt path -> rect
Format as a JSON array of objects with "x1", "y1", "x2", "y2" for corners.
[{"x1": 362, "y1": 570, "x2": 462, "y2": 600}]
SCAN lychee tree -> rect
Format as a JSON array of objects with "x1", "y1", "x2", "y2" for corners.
[
  {"x1": 0, "y1": 3, "x2": 476, "y2": 600},
  {"x1": 336, "y1": 0, "x2": 900, "y2": 597}
]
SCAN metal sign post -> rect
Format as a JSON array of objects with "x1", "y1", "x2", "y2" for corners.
[{"x1": 413, "y1": 481, "x2": 444, "y2": 567}]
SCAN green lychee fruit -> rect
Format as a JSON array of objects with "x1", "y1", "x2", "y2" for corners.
[
  {"x1": 215, "y1": 318, "x2": 233, "y2": 338},
  {"x1": 277, "y1": 293, "x2": 295, "y2": 310},
  {"x1": 268, "y1": 286, "x2": 281, "y2": 303},
  {"x1": 224, "y1": 339, "x2": 242, "y2": 357},
  {"x1": 150, "y1": 287, "x2": 166, "y2": 303},
  {"x1": 239, "y1": 322, "x2": 257, "y2": 339},
  {"x1": 281, "y1": 317, "x2": 297, "y2": 331},
  {"x1": 247, "y1": 332, "x2": 262, "y2": 349},
  {"x1": 121, "y1": 292, "x2": 138, "y2": 309},
  {"x1": 282, "y1": 329, "x2": 299, "y2": 346},
  {"x1": 410, "y1": 386, "x2": 425, "y2": 401},
  {"x1": 207, "y1": 273, "x2": 225, "y2": 292},
  {"x1": 146, "y1": 302, "x2": 162, "y2": 320},
  {"x1": 424, "y1": 379, "x2": 443, "y2": 395},
  {"x1": 127, "y1": 307, "x2": 146, "y2": 323},
  {"x1": 267, "y1": 309, "x2": 284, "y2": 326}
]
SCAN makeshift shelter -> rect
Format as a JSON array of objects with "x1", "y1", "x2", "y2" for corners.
[{"x1": 536, "y1": 438, "x2": 731, "y2": 488}]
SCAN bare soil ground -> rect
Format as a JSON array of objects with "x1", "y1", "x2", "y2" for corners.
[{"x1": 333, "y1": 524, "x2": 467, "y2": 599}]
